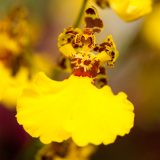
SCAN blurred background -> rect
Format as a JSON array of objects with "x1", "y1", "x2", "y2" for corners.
[{"x1": 0, "y1": 0, "x2": 160, "y2": 159}]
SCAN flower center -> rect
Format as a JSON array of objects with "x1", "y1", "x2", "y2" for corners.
[{"x1": 70, "y1": 52, "x2": 100, "y2": 78}]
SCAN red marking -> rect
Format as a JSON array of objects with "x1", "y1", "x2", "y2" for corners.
[
  {"x1": 85, "y1": 17, "x2": 103, "y2": 28},
  {"x1": 84, "y1": 60, "x2": 91, "y2": 65},
  {"x1": 86, "y1": 8, "x2": 96, "y2": 15},
  {"x1": 72, "y1": 60, "x2": 100, "y2": 78},
  {"x1": 77, "y1": 59, "x2": 81, "y2": 64},
  {"x1": 99, "y1": 67, "x2": 106, "y2": 75},
  {"x1": 83, "y1": 28, "x2": 93, "y2": 35}
]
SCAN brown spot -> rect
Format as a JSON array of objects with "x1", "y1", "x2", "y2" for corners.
[
  {"x1": 95, "y1": 0, "x2": 110, "y2": 8},
  {"x1": 41, "y1": 156, "x2": 52, "y2": 160},
  {"x1": 81, "y1": 36, "x2": 85, "y2": 43},
  {"x1": 85, "y1": 17, "x2": 103, "y2": 29},
  {"x1": 86, "y1": 8, "x2": 96, "y2": 15},
  {"x1": 99, "y1": 78, "x2": 107, "y2": 85},
  {"x1": 67, "y1": 37, "x2": 72, "y2": 43},
  {"x1": 93, "y1": 77, "x2": 108, "y2": 88},
  {"x1": 59, "y1": 57, "x2": 67, "y2": 69},
  {"x1": 66, "y1": 30, "x2": 78, "y2": 35},
  {"x1": 99, "y1": 47, "x2": 105, "y2": 52},
  {"x1": 100, "y1": 42, "x2": 112, "y2": 47},
  {"x1": 11, "y1": 55, "x2": 24, "y2": 76},
  {"x1": 53, "y1": 142, "x2": 69, "y2": 158},
  {"x1": 93, "y1": 28, "x2": 101, "y2": 33},
  {"x1": 96, "y1": 1, "x2": 101, "y2": 7},
  {"x1": 80, "y1": 36, "x2": 94, "y2": 48},
  {"x1": 89, "y1": 60, "x2": 100, "y2": 77},
  {"x1": 84, "y1": 60, "x2": 91, "y2": 65},
  {"x1": 72, "y1": 60, "x2": 100, "y2": 78},
  {"x1": 83, "y1": 28, "x2": 93, "y2": 35},
  {"x1": 71, "y1": 62, "x2": 76, "y2": 68},
  {"x1": 94, "y1": 46, "x2": 99, "y2": 51},
  {"x1": 88, "y1": 37, "x2": 94, "y2": 48},
  {"x1": 111, "y1": 51, "x2": 115, "y2": 58},
  {"x1": 99, "y1": 67, "x2": 106, "y2": 75},
  {"x1": 72, "y1": 43, "x2": 79, "y2": 48},
  {"x1": 77, "y1": 58, "x2": 81, "y2": 64},
  {"x1": 105, "y1": 1, "x2": 110, "y2": 7}
]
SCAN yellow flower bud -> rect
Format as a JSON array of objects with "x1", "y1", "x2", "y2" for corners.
[
  {"x1": 0, "y1": 63, "x2": 30, "y2": 108},
  {"x1": 94, "y1": 0, "x2": 152, "y2": 21},
  {"x1": 108, "y1": 0, "x2": 152, "y2": 21},
  {"x1": 142, "y1": 3, "x2": 160, "y2": 50}
]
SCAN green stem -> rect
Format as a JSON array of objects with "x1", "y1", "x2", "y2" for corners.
[{"x1": 74, "y1": 0, "x2": 89, "y2": 28}]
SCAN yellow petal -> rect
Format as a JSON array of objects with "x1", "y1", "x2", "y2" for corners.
[
  {"x1": 108, "y1": 0, "x2": 152, "y2": 21},
  {"x1": 0, "y1": 63, "x2": 30, "y2": 108},
  {"x1": 0, "y1": 33, "x2": 20, "y2": 55},
  {"x1": 96, "y1": 35, "x2": 119, "y2": 66},
  {"x1": 59, "y1": 43, "x2": 76, "y2": 58},
  {"x1": 16, "y1": 72, "x2": 134, "y2": 146},
  {"x1": 32, "y1": 53, "x2": 54, "y2": 76},
  {"x1": 142, "y1": 3, "x2": 160, "y2": 50},
  {"x1": 58, "y1": 27, "x2": 81, "y2": 58}
]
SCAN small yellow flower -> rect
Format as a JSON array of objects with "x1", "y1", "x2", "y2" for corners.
[
  {"x1": 0, "y1": 6, "x2": 38, "y2": 58},
  {"x1": 36, "y1": 141, "x2": 95, "y2": 160},
  {"x1": 0, "y1": 53, "x2": 54, "y2": 108},
  {"x1": 94, "y1": 0, "x2": 152, "y2": 21},
  {"x1": 0, "y1": 63, "x2": 30, "y2": 108},
  {"x1": 0, "y1": 7, "x2": 53, "y2": 108},
  {"x1": 0, "y1": 33, "x2": 20, "y2": 56},
  {"x1": 16, "y1": 72, "x2": 134, "y2": 146},
  {"x1": 142, "y1": 3, "x2": 160, "y2": 50}
]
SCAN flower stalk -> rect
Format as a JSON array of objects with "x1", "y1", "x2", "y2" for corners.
[{"x1": 74, "y1": 0, "x2": 89, "y2": 27}]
